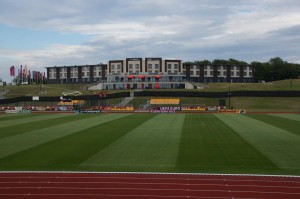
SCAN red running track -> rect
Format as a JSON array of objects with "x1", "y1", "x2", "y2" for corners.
[{"x1": 0, "y1": 172, "x2": 300, "y2": 199}]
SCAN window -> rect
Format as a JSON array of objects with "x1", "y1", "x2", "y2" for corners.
[
  {"x1": 204, "y1": 66, "x2": 207, "y2": 70},
  {"x1": 196, "y1": 71, "x2": 200, "y2": 75},
  {"x1": 174, "y1": 64, "x2": 178, "y2": 69},
  {"x1": 148, "y1": 64, "x2": 152, "y2": 69},
  {"x1": 129, "y1": 64, "x2": 133, "y2": 69},
  {"x1": 155, "y1": 64, "x2": 159, "y2": 69},
  {"x1": 168, "y1": 64, "x2": 172, "y2": 69},
  {"x1": 59, "y1": 68, "x2": 67, "y2": 78},
  {"x1": 210, "y1": 71, "x2": 213, "y2": 76},
  {"x1": 135, "y1": 64, "x2": 139, "y2": 69},
  {"x1": 49, "y1": 68, "x2": 57, "y2": 79},
  {"x1": 82, "y1": 67, "x2": 88, "y2": 72},
  {"x1": 111, "y1": 65, "x2": 115, "y2": 70},
  {"x1": 204, "y1": 71, "x2": 207, "y2": 76},
  {"x1": 117, "y1": 64, "x2": 121, "y2": 70}
]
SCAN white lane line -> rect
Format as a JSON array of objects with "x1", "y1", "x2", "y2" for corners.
[
  {"x1": 1, "y1": 185, "x2": 300, "y2": 194},
  {"x1": 1, "y1": 171, "x2": 300, "y2": 179},
  {"x1": 1, "y1": 176, "x2": 300, "y2": 185},
  {"x1": 1, "y1": 181, "x2": 300, "y2": 189},
  {"x1": 0, "y1": 194, "x2": 232, "y2": 199}
]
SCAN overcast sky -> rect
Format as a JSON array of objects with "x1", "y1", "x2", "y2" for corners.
[{"x1": 1, "y1": 0, "x2": 300, "y2": 82}]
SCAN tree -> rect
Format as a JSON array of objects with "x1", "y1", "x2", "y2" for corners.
[
  {"x1": 195, "y1": 60, "x2": 211, "y2": 65},
  {"x1": 268, "y1": 57, "x2": 286, "y2": 80},
  {"x1": 251, "y1": 61, "x2": 272, "y2": 82},
  {"x1": 212, "y1": 59, "x2": 228, "y2": 66}
]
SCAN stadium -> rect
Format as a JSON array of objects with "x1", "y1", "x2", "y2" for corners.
[{"x1": 0, "y1": 78, "x2": 300, "y2": 198}]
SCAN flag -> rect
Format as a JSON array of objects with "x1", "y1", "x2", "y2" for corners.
[
  {"x1": 24, "y1": 65, "x2": 28, "y2": 79},
  {"x1": 10, "y1": 66, "x2": 14, "y2": 76},
  {"x1": 20, "y1": 65, "x2": 22, "y2": 76}
]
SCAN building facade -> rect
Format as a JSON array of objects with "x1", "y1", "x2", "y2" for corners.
[
  {"x1": 46, "y1": 64, "x2": 107, "y2": 84},
  {"x1": 184, "y1": 64, "x2": 254, "y2": 83},
  {"x1": 107, "y1": 58, "x2": 183, "y2": 89},
  {"x1": 46, "y1": 58, "x2": 254, "y2": 89}
]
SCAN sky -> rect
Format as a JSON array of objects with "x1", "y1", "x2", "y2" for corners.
[{"x1": 1, "y1": 0, "x2": 300, "y2": 82}]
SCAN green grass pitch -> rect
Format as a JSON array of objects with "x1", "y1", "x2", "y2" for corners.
[{"x1": 0, "y1": 113, "x2": 300, "y2": 175}]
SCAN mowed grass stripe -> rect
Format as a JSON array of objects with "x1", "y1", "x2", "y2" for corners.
[
  {"x1": 0, "y1": 114, "x2": 130, "y2": 159},
  {"x1": 176, "y1": 114, "x2": 279, "y2": 174},
  {"x1": 82, "y1": 114, "x2": 185, "y2": 172},
  {"x1": 269, "y1": 113, "x2": 300, "y2": 122},
  {"x1": 0, "y1": 114, "x2": 41, "y2": 121},
  {"x1": 0, "y1": 113, "x2": 71, "y2": 128},
  {"x1": 0, "y1": 114, "x2": 100, "y2": 139},
  {"x1": 216, "y1": 114, "x2": 300, "y2": 172},
  {"x1": 247, "y1": 114, "x2": 300, "y2": 136},
  {"x1": 0, "y1": 114, "x2": 152, "y2": 171}
]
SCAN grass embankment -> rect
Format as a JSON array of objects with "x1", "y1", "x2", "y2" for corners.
[
  {"x1": 194, "y1": 79, "x2": 300, "y2": 92},
  {"x1": 4, "y1": 84, "x2": 87, "y2": 97},
  {"x1": 130, "y1": 97, "x2": 300, "y2": 112},
  {"x1": 3, "y1": 79, "x2": 300, "y2": 97},
  {"x1": 0, "y1": 113, "x2": 300, "y2": 175}
]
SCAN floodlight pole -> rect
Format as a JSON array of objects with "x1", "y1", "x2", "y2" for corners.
[{"x1": 228, "y1": 81, "x2": 231, "y2": 109}]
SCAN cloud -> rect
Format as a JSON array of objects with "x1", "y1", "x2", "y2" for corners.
[{"x1": 0, "y1": 0, "x2": 300, "y2": 82}]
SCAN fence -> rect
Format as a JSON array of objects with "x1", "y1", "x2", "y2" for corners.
[{"x1": 1, "y1": 91, "x2": 300, "y2": 107}]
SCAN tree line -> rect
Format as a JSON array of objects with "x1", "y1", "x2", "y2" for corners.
[{"x1": 184, "y1": 57, "x2": 300, "y2": 82}]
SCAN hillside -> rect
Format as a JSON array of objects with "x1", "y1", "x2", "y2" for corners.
[{"x1": 2, "y1": 79, "x2": 300, "y2": 98}]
